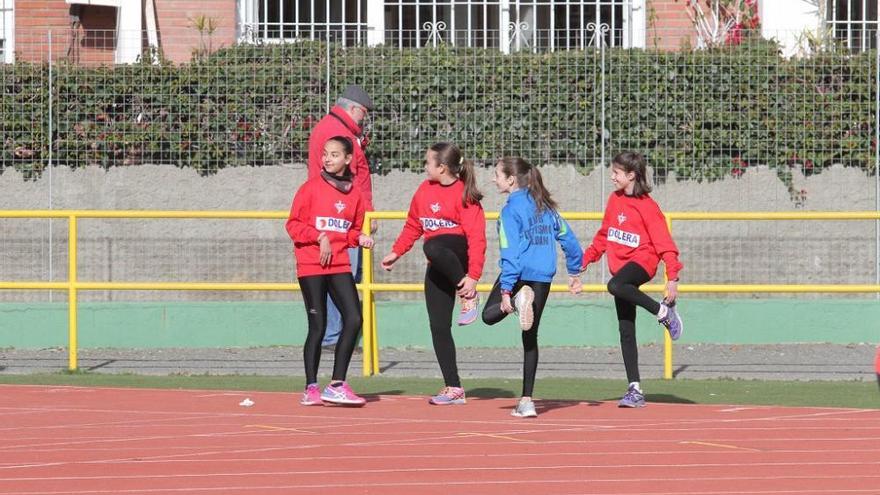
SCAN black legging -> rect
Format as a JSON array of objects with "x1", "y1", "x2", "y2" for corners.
[
  {"x1": 422, "y1": 234, "x2": 469, "y2": 388},
  {"x1": 606, "y1": 261, "x2": 661, "y2": 384},
  {"x1": 483, "y1": 279, "x2": 551, "y2": 397},
  {"x1": 298, "y1": 273, "x2": 362, "y2": 385}
]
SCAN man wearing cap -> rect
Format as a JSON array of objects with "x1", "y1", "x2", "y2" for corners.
[{"x1": 306, "y1": 84, "x2": 376, "y2": 351}]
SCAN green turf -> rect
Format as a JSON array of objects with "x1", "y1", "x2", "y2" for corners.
[{"x1": 1, "y1": 373, "x2": 878, "y2": 409}]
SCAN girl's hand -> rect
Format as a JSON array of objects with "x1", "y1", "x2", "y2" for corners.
[
  {"x1": 579, "y1": 261, "x2": 590, "y2": 274},
  {"x1": 318, "y1": 233, "x2": 332, "y2": 266},
  {"x1": 500, "y1": 293, "x2": 515, "y2": 314},
  {"x1": 358, "y1": 234, "x2": 374, "y2": 248},
  {"x1": 568, "y1": 275, "x2": 583, "y2": 295},
  {"x1": 381, "y1": 252, "x2": 399, "y2": 271},
  {"x1": 664, "y1": 279, "x2": 679, "y2": 304},
  {"x1": 457, "y1": 276, "x2": 477, "y2": 299}
]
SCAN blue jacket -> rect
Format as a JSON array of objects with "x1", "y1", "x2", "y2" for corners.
[{"x1": 497, "y1": 189, "x2": 583, "y2": 291}]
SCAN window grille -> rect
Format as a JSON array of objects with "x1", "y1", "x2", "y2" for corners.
[
  {"x1": 384, "y1": 0, "x2": 632, "y2": 51},
  {"x1": 826, "y1": 0, "x2": 878, "y2": 51},
  {"x1": 241, "y1": 0, "x2": 370, "y2": 45},
  {"x1": 241, "y1": 0, "x2": 638, "y2": 51}
]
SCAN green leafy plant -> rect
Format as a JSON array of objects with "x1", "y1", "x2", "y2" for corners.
[{"x1": 0, "y1": 38, "x2": 876, "y2": 194}]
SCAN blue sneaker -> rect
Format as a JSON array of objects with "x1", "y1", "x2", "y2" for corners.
[
  {"x1": 658, "y1": 301, "x2": 683, "y2": 340},
  {"x1": 320, "y1": 381, "x2": 366, "y2": 406},
  {"x1": 618, "y1": 385, "x2": 646, "y2": 408},
  {"x1": 429, "y1": 386, "x2": 466, "y2": 405}
]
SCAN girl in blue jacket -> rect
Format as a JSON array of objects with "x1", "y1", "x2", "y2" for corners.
[{"x1": 482, "y1": 157, "x2": 583, "y2": 418}]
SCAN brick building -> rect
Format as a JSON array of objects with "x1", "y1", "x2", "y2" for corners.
[{"x1": 1, "y1": 1, "x2": 876, "y2": 65}]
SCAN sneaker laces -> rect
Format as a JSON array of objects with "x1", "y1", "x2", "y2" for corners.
[
  {"x1": 440, "y1": 387, "x2": 462, "y2": 399},
  {"x1": 623, "y1": 388, "x2": 641, "y2": 401},
  {"x1": 460, "y1": 296, "x2": 477, "y2": 312}
]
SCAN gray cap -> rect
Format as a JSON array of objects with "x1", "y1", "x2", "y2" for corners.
[{"x1": 341, "y1": 84, "x2": 375, "y2": 111}]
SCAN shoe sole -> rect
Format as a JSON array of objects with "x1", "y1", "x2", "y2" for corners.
[
  {"x1": 321, "y1": 398, "x2": 366, "y2": 406},
  {"x1": 429, "y1": 398, "x2": 467, "y2": 405},
  {"x1": 516, "y1": 287, "x2": 535, "y2": 331},
  {"x1": 617, "y1": 401, "x2": 646, "y2": 408},
  {"x1": 665, "y1": 319, "x2": 683, "y2": 340},
  {"x1": 511, "y1": 410, "x2": 538, "y2": 418},
  {"x1": 669, "y1": 313, "x2": 683, "y2": 340},
  {"x1": 457, "y1": 312, "x2": 477, "y2": 326},
  {"x1": 301, "y1": 399, "x2": 323, "y2": 406}
]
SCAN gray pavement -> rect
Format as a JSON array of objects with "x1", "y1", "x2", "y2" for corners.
[{"x1": 1, "y1": 343, "x2": 877, "y2": 381}]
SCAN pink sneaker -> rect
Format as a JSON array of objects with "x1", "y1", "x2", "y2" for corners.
[
  {"x1": 429, "y1": 386, "x2": 466, "y2": 405},
  {"x1": 321, "y1": 381, "x2": 366, "y2": 406},
  {"x1": 457, "y1": 293, "x2": 480, "y2": 326},
  {"x1": 300, "y1": 383, "x2": 322, "y2": 406}
]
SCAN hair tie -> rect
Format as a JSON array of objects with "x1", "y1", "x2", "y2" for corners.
[{"x1": 459, "y1": 156, "x2": 464, "y2": 165}]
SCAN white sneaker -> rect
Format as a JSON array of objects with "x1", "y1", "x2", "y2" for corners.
[
  {"x1": 511, "y1": 398, "x2": 538, "y2": 418},
  {"x1": 514, "y1": 286, "x2": 535, "y2": 331}
]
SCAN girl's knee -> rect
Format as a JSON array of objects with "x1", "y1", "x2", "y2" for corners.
[
  {"x1": 345, "y1": 313, "x2": 363, "y2": 331},
  {"x1": 607, "y1": 279, "x2": 622, "y2": 297},
  {"x1": 481, "y1": 306, "x2": 494, "y2": 325}
]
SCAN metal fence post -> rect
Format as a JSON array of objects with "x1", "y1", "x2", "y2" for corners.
[
  {"x1": 664, "y1": 216, "x2": 674, "y2": 380},
  {"x1": 361, "y1": 212, "x2": 375, "y2": 376},
  {"x1": 588, "y1": 22, "x2": 611, "y2": 284},
  {"x1": 67, "y1": 214, "x2": 78, "y2": 371},
  {"x1": 875, "y1": 27, "x2": 879, "y2": 297},
  {"x1": 48, "y1": 30, "x2": 54, "y2": 302},
  {"x1": 325, "y1": 34, "x2": 331, "y2": 114}
]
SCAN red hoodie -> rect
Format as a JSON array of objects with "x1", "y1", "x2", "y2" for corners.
[
  {"x1": 286, "y1": 175, "x2": 365, "y2": 277},
  {"x1": 583, "y1": 190, "x2": 682, "y2": 280},
  {"x1": 392, "y1": 179, "x2": 487, "y2": 280},
  {"x1": 307, "y1": 106, "x2": 374, "y2": 211}
]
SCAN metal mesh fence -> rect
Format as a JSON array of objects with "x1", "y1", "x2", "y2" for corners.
[{"x1": 1, "y1": 26, "x2": 878, "y2": 302}]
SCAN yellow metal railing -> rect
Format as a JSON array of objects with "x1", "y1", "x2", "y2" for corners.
[
  {"x1": 360, "y1": 210, "x2": 880, "y2": 379},
  {"x1": 2, "y1": 210, "x2": 879, "y2": 377}
]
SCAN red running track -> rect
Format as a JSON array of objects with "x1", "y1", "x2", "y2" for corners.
[{"x1": 1, "y1": 384, "x2": 879, "y2": 495}]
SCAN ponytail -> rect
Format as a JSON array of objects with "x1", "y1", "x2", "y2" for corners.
[
  {"x1": 526, "y1": 166, "x2": 557, "y2": 212},
  {"x1": 457, "y1": 159, "x2": 483, "y2": 207},
  {"x1": 498, "y1": 157, "x2": 557, "y2": 212},
  {"x1": 430, "y1": 142, "x2": 484, "y2": 207}
]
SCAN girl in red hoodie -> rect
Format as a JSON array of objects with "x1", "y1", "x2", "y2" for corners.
[
  {"x1": 581, "y1": 151, "x2": 683, "y2": 408},
  {"x1": 381, "y1": 142, "x2": 486, "y2": 405},
  {"x1": 286, "y1": 136, "x2": 374, "y2": 407}
]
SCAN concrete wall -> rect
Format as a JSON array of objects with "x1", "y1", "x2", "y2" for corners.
[{"x1": 0, "y1": 163, "x2": 877, "y2": 304}]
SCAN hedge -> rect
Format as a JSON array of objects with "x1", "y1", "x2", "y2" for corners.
[{"x1": 1, "y1": 39, "x2": 876, "y2": 184}]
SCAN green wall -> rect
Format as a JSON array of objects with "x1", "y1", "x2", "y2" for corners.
[{"x1": 1, "y1": 299, "x2": 877, "y2": 348}]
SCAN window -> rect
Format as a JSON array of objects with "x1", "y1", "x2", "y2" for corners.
[
  {"x1": 1, "y1": 0, "x2": 12, "y2": 63},
  {"x1": 239, "y1": 0, "x2": 642, "y2": 51},
  {"x1": 826, "y1": 0, "x2": 878, "y2": 51},
  {"x1": 241, "y1": 0, "x2": 369, "y2": 45},
  {"x1": 383, "y1": 0, "x2": 636, "y2": 51}
]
